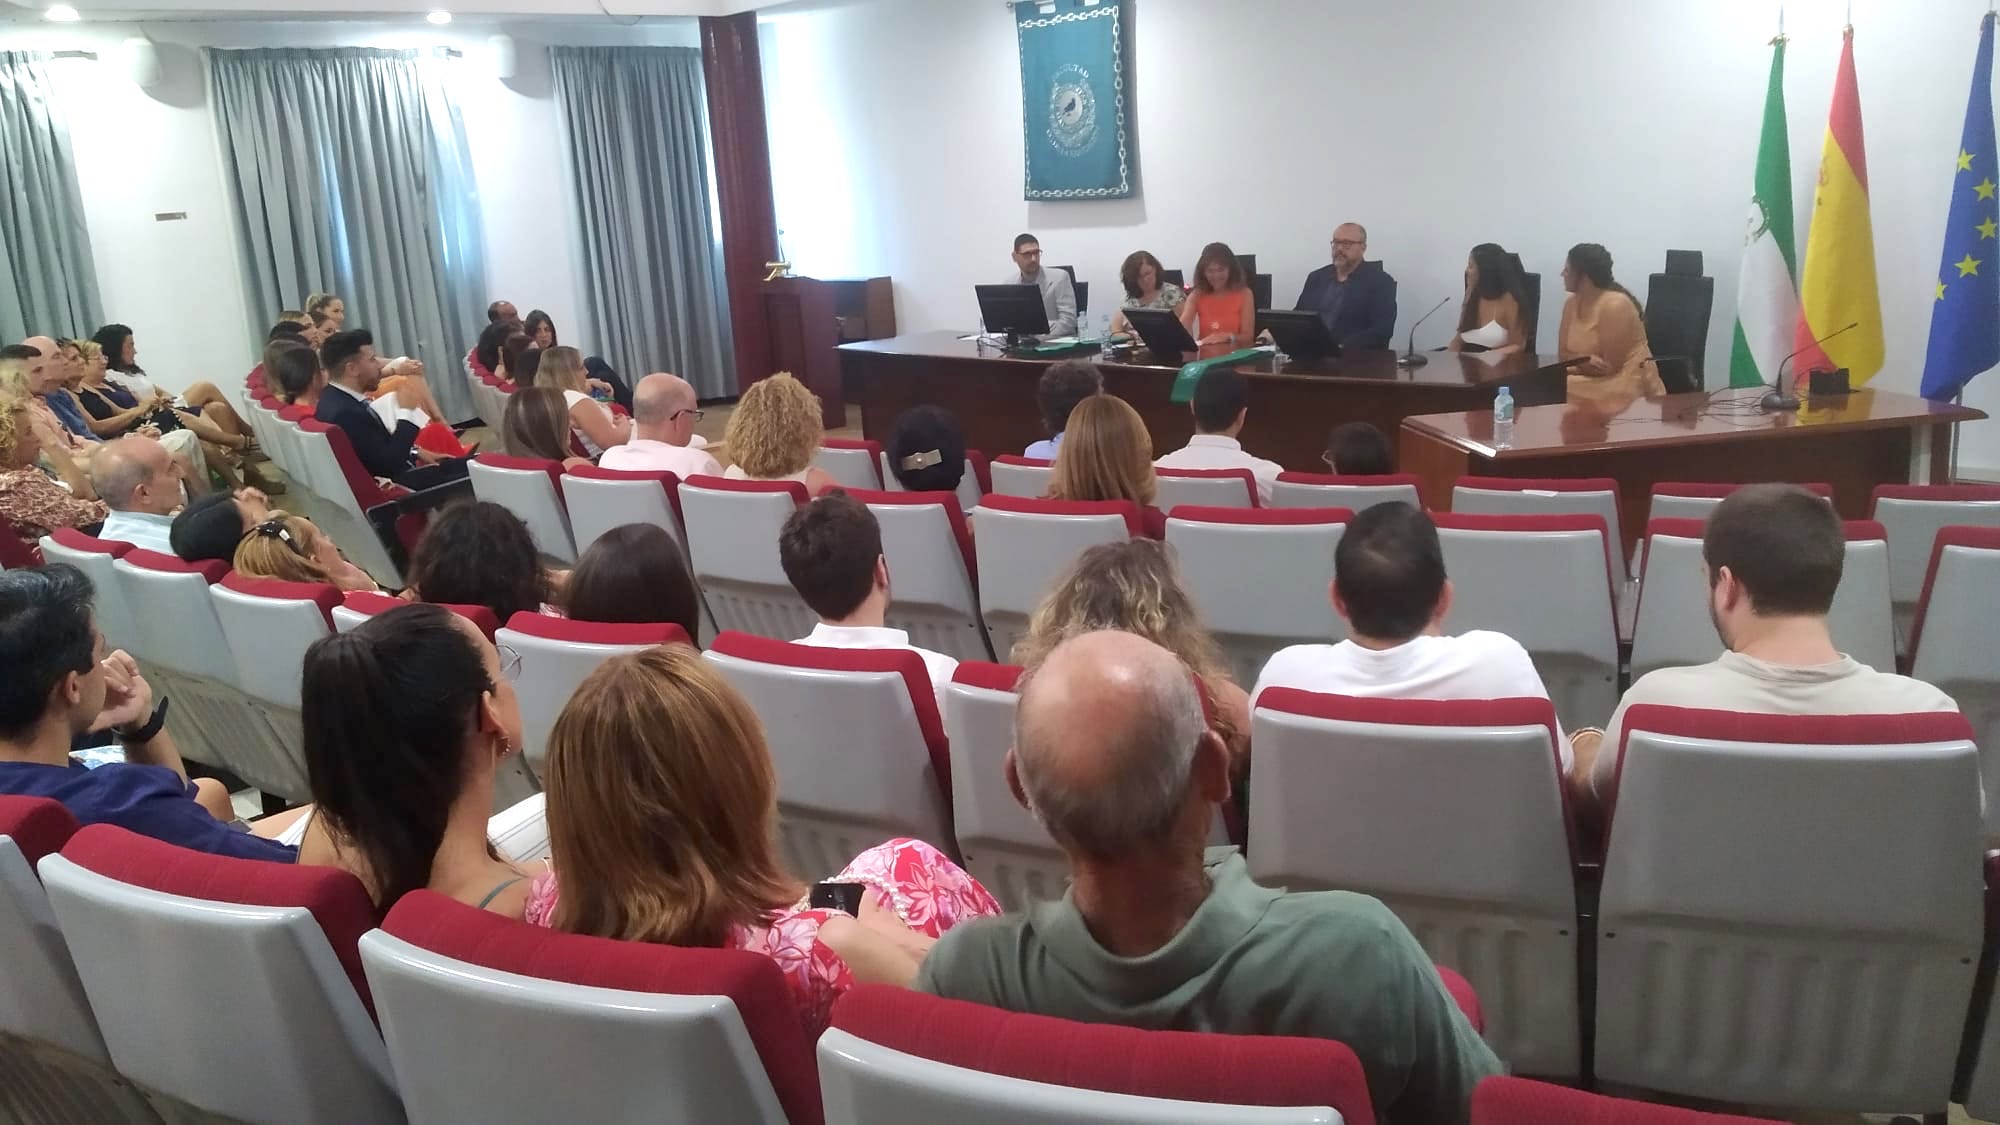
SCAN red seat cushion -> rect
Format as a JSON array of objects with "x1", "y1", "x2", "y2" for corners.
[
  {"x1": 562, "y1": 463, "x2": 685, "y2": 526},
  {"x1": 342, "y1": 591, "x2": 500, "y2": 639},
  {"x1": 1165, "y1": 506, "x2": 1352, "y2": 526},
  {"x1": 500, "y1": 611, "x2": 691, "y2": 649},
  {"x1": 0, "y1": 795, "x2": 80, "y2": 867},
  {"x1": 220, "y1": 572, "x2": 342, "y2": 629}
]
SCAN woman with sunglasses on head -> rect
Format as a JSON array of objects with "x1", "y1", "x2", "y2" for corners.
[{"x1": 231, "y1": 513, "x2": 379, "y2": 594}]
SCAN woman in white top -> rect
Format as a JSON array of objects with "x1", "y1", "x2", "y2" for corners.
[
  {"x1": 534, "y1": 345, "x2": 629, "y2": 458},
  {"x1": 720, "y1": 371, "x2": 837, "y2": 494}
]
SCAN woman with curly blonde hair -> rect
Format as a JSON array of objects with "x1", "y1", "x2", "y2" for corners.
[
  {"x1": 1046, "y1": 393, "x2": 1165, "y2": 538},
  {"x1": 722, "y1": 372, "x2": 836, "y2": 493}
]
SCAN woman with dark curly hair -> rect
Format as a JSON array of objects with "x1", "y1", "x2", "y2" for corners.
[{"x1": 404, "y1": 500, "x2": 563, "y2": 622}]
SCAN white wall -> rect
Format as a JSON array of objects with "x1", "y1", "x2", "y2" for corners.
[
  {"x1": 0, "y1": 17, "x2": 699, "y2": 392},
  {"x1": 759, "y1": 0, "x2": 2000, "y2": 475}
]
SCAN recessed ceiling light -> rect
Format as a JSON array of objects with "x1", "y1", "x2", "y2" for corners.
[
  {"x1": 426, "y1": 10, "x2": 452, "y2": 24},
  {"x1": 45, "y1": 4, "x2": 81, "y2": 21}
]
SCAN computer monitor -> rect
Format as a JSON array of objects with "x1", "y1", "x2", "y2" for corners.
[
  {"x1": 1257, "y1": 309, "x2": 1340, "y2": 360},
  {"x1": 975, "y1": 284, "x2": 1050, "y2": 342},
  {"x1": 1123, "y1": 307, "x2": 1199, "y2": 357}
]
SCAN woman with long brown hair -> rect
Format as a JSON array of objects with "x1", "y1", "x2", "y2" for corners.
[
  {"x1": 523, "y1": 645, "x2": 999, "y2": 1033},
  {"x1": 534, "y1": 344, "x2": 628, "y2": 457},
  {"x1": 1046, "y1": 393, "x2": 1165, "y2": 538},
  {"x1": 1176, "y1": 241, "x2": 1256, "y2": 353},
  {"x1": 502, "y1": 385, "x2": 592, "y2": 469}
]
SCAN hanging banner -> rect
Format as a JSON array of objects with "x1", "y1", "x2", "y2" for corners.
[{"x1": 1016, "y1": 0, "x2": 1134, "y2": 200}]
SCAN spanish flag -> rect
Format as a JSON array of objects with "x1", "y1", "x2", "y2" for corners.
[{"x1": 1795, "y1": 26, "x2": 1885, "y2": 384}]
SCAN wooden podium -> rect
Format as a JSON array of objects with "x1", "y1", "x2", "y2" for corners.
[{"x1": 756, "y1": 276, "x2": 894, "y2": 429}]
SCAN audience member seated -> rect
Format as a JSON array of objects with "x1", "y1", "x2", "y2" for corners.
[
  {"x1": 89, "y1": 323, "x2": 254, "y2": 442},
  {"x1": 1012, "y1": 539, "x2": 1250, "y2": 778},
  {"x1": 597, "y1": 373, "x2": 720, "y2": 477},
  {"x1": 1324, "y1": 421, "x2": 1394, "y2": 476},
  {"x1": 778, "y1": 491, "x2": 958, "y2": 703},
  {"x1": 501, "y1": 386, "x2": 592, "y2": 469},
  {"x1": 1047, "y1": 394, "x2": 1166, "y2": 538},
  {"x1": 884, "y1": 404, "x2": 966, "y2": 494},
  {"x1": 470, "y1": 318, "x2": 520, "y2": 384},
  {"x1": 914, "y1": 630, "x2": 1502, "y2": 1125},
  {"x1": 169, "y1": 488, "x2": 272, "y2": 565},
  {"x1": 269, "y1": 338, "x2": 323, "y2": 406},
  {"x1": 524, "y1": 644, "x2": 1000, "y2": 1033},
  {"x1": 1558, "y1": 243, "x2": 1663, "y2": 405},
  {"x1": 1252, "y1": 502, "x2": 1568, "y2": 766},
  {"x1": 1447, "y1": 243, "x2": 1530, "y2": 355},
  {"x1": 71, "y1": 337, "x2": 246, "y2": 491},
  {"x1": 294, "y1": 603, "x2": 530, "y2": 914},
  {"x1": 89, "y1": 435, "x2": 188, "y2": 554},
  {"x1": 315, "y1": 328, "x2": 468, "y2": 488},
  {"x1": 34, "y1": 336, "x2": 223, "y2": 493},
  {"x1": 405, "y1": 500, "x2": 560, "y2": 621},
  {"x1": 4, "y1": 342, "x2": 99, "y2": 477},
  {"x1": 721, "y1": 371, "x2": 837, "y2": 493},
  {"x1": 1107, "y1": 249, "x2": 1184, "y2": 338},
  {"x1": 1570, "y1": 483, "x2": 1959, "y2": 807},
  {"x1": 0, "y1": 565, "x2": 296, "y2": 861},
  {"x1": 233, "y1": 513, "x2": 380, "y2": 594},
  {"x1": 524, "y1": 308, "x2": 558, "y2": 350},
  {"x1": 561, "y1": 523, "x2": 703, "y2": 635},
  {"x1": 533, "y1": 345, "x2": 628, "y2": 458},
  {"x1": 306, "y1": 292, "x2": 346, "y2": 332},
  {"x1": 1177, "y1": 242, "x2": 1257, "y2": 354},
  {"x1": 1024, "y1": 358, "x2": 1102, "y2": 460},
  {"x1": 487, "y1": 299, "x2": 518, "y2": 325},
  {"x1": 1153, "y1": 367, "x2": 1282, "y2": 505},
  {"x1": 0, "y1": 380, "x2": 105, "y2": 550},
  {"x1": 498, "y1": 332, "x2": 538, "y2": 386}
]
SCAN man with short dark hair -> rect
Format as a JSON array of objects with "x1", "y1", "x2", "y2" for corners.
[
  {"x1": 1025, "y1": 358, "x2": 1102, "y2": 459},
  {"x1": 918, "y1": 630, "x2": 1502, "y2": 1125},
  {"x1": 1004, "y1": 233, "x2": 1077, "y2": 337},
  {"x1": 1253, "y1": 501, "x2": 1567, "y2": 763},
  {"x1": 778, "y1": 491, "x2": 957, "y2": 704},
  {"x1": 1573, "y1": 483, "x2": 1959, "y2": 804},
  {"x1": 487, "y1": 299, "x2": 518, "y2": 324},
  {"x1": 314, "y1": 328, "x2": 467, "y2": 488},
  {"x1": 1153, "y1": 366, "x2": 1283, "y2": 504},
  {"x1": 0, "y1": 565, "x2": 296, "y2": 861},
  {"x1": 169, "y1": 488, "x2": 271, "y2": 565},
  {"x1": 1325, "y1": 421, "x2": 1394, "y2": 476}
]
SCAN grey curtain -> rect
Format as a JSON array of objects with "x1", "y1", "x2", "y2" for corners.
[
  {"x1": 0, "y1": 52, "x2": 103, "y2": 343},
  {"x1": 551, "y1": 46, "x2": 734, "y2": 399},
  {"x1": 208, "y1": 47, "x2": 485, "y2": 419}
]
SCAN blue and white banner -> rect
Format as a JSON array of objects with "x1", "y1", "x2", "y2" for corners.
[{"x1": 1016, "y1": 0, "x2": 1133, "y2": 200}]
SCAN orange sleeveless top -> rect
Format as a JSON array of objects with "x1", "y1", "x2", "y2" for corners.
[{"x1": 1190, "y1": 286, "x2": 1255, "y2": 342}]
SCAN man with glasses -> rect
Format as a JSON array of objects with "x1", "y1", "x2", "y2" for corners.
[
  {"x1": 1004, "y1": 232, "x2": 1078, "y2": 337},
  {"x1": 1295, "y1": 222, "x2": 1399, "y2": 350},
  {"x1": 597, "y1": 372, "x2": 721, "y2": 477}
]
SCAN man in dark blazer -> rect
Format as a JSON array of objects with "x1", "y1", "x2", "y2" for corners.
[
  {"x1": 1294, "y1": 222, "x2": 1398, "y2": 350},
  {"x1": 314, "y1": 329, "x2": 468, "y2": 489}
]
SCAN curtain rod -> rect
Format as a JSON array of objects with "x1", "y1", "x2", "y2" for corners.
[{"x1": 52, "y1": 50, "x2": 97, "y2": 60}]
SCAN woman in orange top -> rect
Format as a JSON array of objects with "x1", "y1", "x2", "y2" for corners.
[{"x1": 1178, "y1": 242, "x2": 1257, "y2": 353}]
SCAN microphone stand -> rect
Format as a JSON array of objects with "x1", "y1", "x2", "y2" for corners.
[
  {"x1": 1397, "y1": 297, "x2": 1453, "y2": 369},
  {"x1": 1760, "y1": 321, "x2": 1859, "y2": 414}
]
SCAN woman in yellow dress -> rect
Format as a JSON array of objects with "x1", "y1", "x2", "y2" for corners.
[{"x1": 1558, "y1": 243, "x2": 1663, "y2": 407}]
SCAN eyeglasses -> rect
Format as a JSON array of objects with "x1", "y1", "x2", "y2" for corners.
[
  {"x1": 495, "y1": 644, "x2": 522, "y2": 682},
  {"x1": 1332, "y1": 239, "x2": 1366, "y2": 249},
  {"x1": 670, "y1": 408, "x2": 705, "y2": 422}
]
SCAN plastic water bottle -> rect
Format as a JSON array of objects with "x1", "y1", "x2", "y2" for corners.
[
  {"x1": 1097, "y1": 311, "x2": 1113, "y2": 358},
  {"x1": 1493, "y1": 385, "x2": 1515, "y2": 447}
]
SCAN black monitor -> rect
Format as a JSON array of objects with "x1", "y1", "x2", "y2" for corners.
[
  {"x1": 1258, "y1": 309, "x2": 1340, "y2": 360},
  {"x1": 975, "y1": 284, "x2": 1050, "y2": 343},
  {"x1": 1123, "y1": 306, "x2": 1199, "y2": 357}
]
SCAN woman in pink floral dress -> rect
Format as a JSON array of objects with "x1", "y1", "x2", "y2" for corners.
[{"x1": 522, "y1": 645, "x2": 999, "y2": 1034}]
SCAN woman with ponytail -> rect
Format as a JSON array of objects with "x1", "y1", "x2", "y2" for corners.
[{"x1": 1558, "y1": 242, "x2": 1663, "y2": 405}]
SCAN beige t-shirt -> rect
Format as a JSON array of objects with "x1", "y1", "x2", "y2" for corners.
[{"x1": 1591, "y1": 650, "x2": 1960, "y2": 801}]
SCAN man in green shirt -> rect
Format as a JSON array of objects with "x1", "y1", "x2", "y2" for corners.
[{"x1": 914, "y1": 630, "x2": 1503, "y2": 1125}]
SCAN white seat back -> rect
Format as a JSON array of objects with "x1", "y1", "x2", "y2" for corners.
[
  {"x1": 498, "y1": 615, "x2": 686, "y2": 778},
  {"x1": 1872, "y1": 488, "x2": 2000, "y2": 615},
  {"x1": 558, "y1": 469, "x2": 686, "y2": 555},
  {"x1": 1595, "y1": 710, "x2": 1984, "y2": 1111},
  {"x1": 969, "y1": 499, "x2": 1132, "y2": 660},
  {"x1": 878, "y1": 451, "x2": 986, "y2": 516},
  {"x1": 1270, "y1": 474, "x2": 1420, "y2": 513},
  {"x1": 988, "y1": 459, "x2": 1053, "y2": 499},
  {"x1": 208, "y1": 578, "x2": 337, "y2": 802},
  {"x1": 38, "y1": 532, "x2": 138, "y2": 653},
  {"x1": 287, "y1": 422, "x2": 366, "y2": 519},
  {"x1": 942, "y1": 672, "x2": 1067, "y2": 912},
  {"x1": 1628, "y1": 524, "x2": 1716, "y2": 682},
  {"x1": 859, "y1": 494, "x2": 992, "y2": 662},
  {"x1": 0, "y1": 828, "x2": 104, "y2": 1062},
  {"x1": 1452, "y1": 480, "x2": 1624, "y2": 564},
  {"x1": 469, "y1": 457, "x2": 577, "y2": 563},
  {"x1": 1910, "y1": 530, "x2": 2000, "y2": 837},
  {"x1": 1153, "y1": 470, "x2": 1254, "y2": 511},
  {"x1": 679, "y1": 478, "x2": 817, "y2": 641},
  {"x1": 1827, "y1": 529, "x2": 1895, "y2": 673},
  {"x1": 814, "y1": 443, "x2": 883, "y2": 490},
  {"x1": 1166, "y1": 510, "x2": 1345, "y2": 688}
]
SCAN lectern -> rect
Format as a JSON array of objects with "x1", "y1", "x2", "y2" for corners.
[{"x1": 756, "y1": 276, "x2": 894, "y2": 429}]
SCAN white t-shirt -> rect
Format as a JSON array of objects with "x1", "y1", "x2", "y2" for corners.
[
  {"x1": 795, "y1": 622, "x2": 958, "y2": 712},
  {"x1": 562, "y1": 388, "x2": 607, "y2": 457},
  {"x1": 1154, "y1": 434, "x2": 1284, "y2": 506},
  {"x1": 1592, "y1": 650, "x2": 1961, "y2": 801},
  {"x1": 598, "y1": 437, "x2": 722, "y2": 479},
  {"x1": 725, "y1": 463, "x2": 814, "y2": 485},
  {"x1": 1252, "y1": 631, "x2": 1571, "y2": 769}
]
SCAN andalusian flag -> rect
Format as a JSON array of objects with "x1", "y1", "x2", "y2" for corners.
[
  {"x1": 1794, "y1": 26, "x2": 1885, "y2": 384},
  {"x1": 1730, "y1": 37, "x2": 1799, "y2": 389}
]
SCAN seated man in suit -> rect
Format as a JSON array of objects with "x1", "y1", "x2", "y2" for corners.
[
  {"x1": 1005, "y1": 233, "x2": 1078, "y2": 338},
  {"x1": 314, "y1": 329, "x2": 468, "y2": 489},
  {"x1": 1295, "y1": 222, "x2": 1398, "y2": 350}
]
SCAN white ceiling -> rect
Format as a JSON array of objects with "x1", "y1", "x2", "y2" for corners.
[{"x1": 0, "y1": 0, "x2": 792, "y2": 21}]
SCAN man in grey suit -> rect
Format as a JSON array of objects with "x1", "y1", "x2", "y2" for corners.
[{"x1": 1005, "y1": 233, "x2": 1078, "y2": 337}]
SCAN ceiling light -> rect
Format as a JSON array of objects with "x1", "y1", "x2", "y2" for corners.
[
  {"x1": 426, "y1": 10, "x2": 452, "y2": 25},
  {"x1": 45, "y1": 4, "x2": 81, "y2": 21}
]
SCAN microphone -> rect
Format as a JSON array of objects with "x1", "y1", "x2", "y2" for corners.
[
  {"x1": 1760, "y1": 321, "x2": 1859, "y2": 413},
  {"x1": 1397, "y1": 297, "x2": 1452, "y2": 369}
]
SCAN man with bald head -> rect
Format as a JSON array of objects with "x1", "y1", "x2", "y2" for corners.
[
  {"x1": 597, "y1": 373, "x2": 720, "y2": 477},
  {"x1": 916, "y1": 630, "x2": 1501, "y2": 1125},
  {"x1": 1295, "y1": 221, "x2": 1399, "y2": 350},
  {"x1": 90, "y1": 436, "x2": 191, "y2": 554}
]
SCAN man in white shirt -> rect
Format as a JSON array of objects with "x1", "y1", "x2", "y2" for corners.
[
  {"x1": 1005, "y1": 233, "x2": 1078, "y2": 338},
  {"x1": 1153, "y1": 367, "x2": 1284, "y2": 505},
  {"x1": 597, "y1": 373, "x2": 721, "y2": 478},
  {"x1": 778, "y1": 491, "x2": 957, "y2": 706},
  {"x1": 88, "y1": 436, "x2": 186, "y2": 555},
  {"x1": 1252, "y1": 501, "x2": 1568, "y2": 768},
  {"x1": 1571, "y1": 483, "x2": 1959, "y2": 807}
]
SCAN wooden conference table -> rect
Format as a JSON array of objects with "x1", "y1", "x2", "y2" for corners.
[
  {"x1": 1400, "y1": 386, "x2": 1986, "y2": 557},
  {"x1": 839, "y1": 331, "x2": 1569, "y2": 471}
]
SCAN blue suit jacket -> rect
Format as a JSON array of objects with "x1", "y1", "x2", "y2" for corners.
[
  {"x1": 314, "y1": 386, "x2": 420, "y2": 480},
  {"x1": 1294, "y1": 260, "x2": 1399, "y2": 350}
]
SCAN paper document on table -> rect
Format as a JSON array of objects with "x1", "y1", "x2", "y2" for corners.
[
  {"x1": 1464, "y1": 348, "x2": 1510, "y2": 365},
  {"x1": 1459, "y1": 320, "x2": 1510, "y2": 349}
]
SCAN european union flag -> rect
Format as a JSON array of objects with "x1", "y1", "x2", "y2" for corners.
[{"x1": 1923, "y1": 13, "x2": 2000, "y2": 402}]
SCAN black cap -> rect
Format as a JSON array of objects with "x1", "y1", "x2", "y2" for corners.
[{"x1": 170, "y1": 492, "x2": 247, "y2": 564}]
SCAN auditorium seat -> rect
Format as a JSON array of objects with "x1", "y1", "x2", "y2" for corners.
[
  {"x1": 877, "y1": 447, "x2": 991, "y2": 516},
  {"x1": 1960, "y1": 856, "x2": 2000, "y2": 1121},
  {"x1": 1432, "y1": 513, "x2": 1617, "y2": 730},
  {"x1": 290, "y1": 418, "x2": 409, "y2": 582},
  {"x1": 1595, "y1": 707, "x2": 1983, "y2": 1115},
  {"x1": 1647, "y1": 480, "x2": 1832, "y2": 524},
  {"x1": 39, "y1": 826, "x2": 401, "y2": 1125},
  {"x1": 361, "y1": 890, "x2": 810, "y2": 1125},
  {"x1": 559, "y1": 463, "x2": 687, "y2": 555},
  {"x1": 1154, "y1": 467, "x2": 1258, "y2": 510},
  {"x1": 1870, "y1": 483, "x2": 2000, "y2": 648},
  {"x1": 988, "y1": 455, "x2": 1054, "y2": 499},
  {"x1": 969, "y1": 494, "x2": 1138, "y2": 659},
  {"x1": 1470, "y1": 1076, "x2": 1785, "y2": 1123},
  {"x1": 470, "y1": 454, "x2": 577, "y2": 564},
  {"x1": 1908, "y1": 526, "x2": 2000, "y2": 836},
  {"x1": 332, "y1": 589, "x2": 500, "y2": 639},
  {"x1": 941, "y1": 663, "x2": 1066, "y2": 912},
  {"x1": 241, "y1": 393, "x2": 293, "y2": 481},
  {"x1": 1247, "y1": 692, "x2": 1579, "y2": 1078},
  {"x1": 819, "y1": 985, "x2": 1371, "y2": 1125},
  {"x1": 814, "y1": 438, "x2": 885, "y2": 490},
  {"x1": 1164, "y1": 506, "x2": 1347, "y2": 687},
  {"x1": 678, "y1": 476, "x2": 817, "y2": 641},
  {"x1": 1451, "y1": 476, "x2": 1625, "y2": 570},
  {"x1": 845, "y1": 489, "x2": 993, "y2": 662},
  {"x1": 39, "y1": 529, "x2": 138, "y2": 653},
  {"x1": 1825, "y1": 520, "x2": 1896, "y2": 673},
  {"x1": 496, "y1": 612, "x2": 691, "y2": 779},
  {"x1": 704, "y1": 632, "x2": 957, "y2": 879},
  {"x1": 1269, "y1": 471, "x2": 1421, "y2": 512},
  {"x1": 0, "y1": 513, "x2": 43, "y2": 569},
  {"x1": 209, "y1": 574, "x2": 343, "y2": 803}
]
